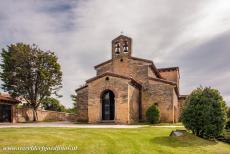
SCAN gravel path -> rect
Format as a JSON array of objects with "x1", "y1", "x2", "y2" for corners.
[{"x1": 0, "y1": 121, "x2": 183, "y2": 128}]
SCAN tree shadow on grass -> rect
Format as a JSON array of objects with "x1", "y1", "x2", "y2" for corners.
[{"x1": 151, "y1": 133, "x2": 217, "y2": 148}]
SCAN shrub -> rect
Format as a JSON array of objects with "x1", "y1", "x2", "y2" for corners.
[
  {"x1": 146, "y1": 105, "x2": 160, "y2": 124},
  {"x1": 181, "y1": 87, "x2": 227, "y2": 139}
]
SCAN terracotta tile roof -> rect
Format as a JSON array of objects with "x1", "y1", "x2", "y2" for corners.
[
  {"x1": 130, "y1": 56, "x2": 153, "y2": 63},
  {"x1": 85, "y1": 72, "x2": 142, "y2": 89},
  {"x1": 94, "y1": 59, "x2": 112, "y2": 69},
  {"x1": 75, "y1": 85, "x2": 88, "y2": 92},
  {"x1": 158, "y1": 67, "x2": 179, "y2": 72},
  {"x1": 148, "y1": 77, "x2": 177, "y2": 86},
  {"x1": 0, "y1": 94, "x2": 20, "y2": 104},
  {"x1": 86, "y1": 72, "x2": 130, "y2": 83},
  {"x1": 112, "y1": 35, "x2": 132, "y2": 42}
]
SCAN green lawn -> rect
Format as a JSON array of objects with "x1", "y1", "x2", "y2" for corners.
[{"x1": 0, "y1": 127, "x2": 229, "y2": 154}]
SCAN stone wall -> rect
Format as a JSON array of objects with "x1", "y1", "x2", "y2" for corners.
[
  {"x1": 96, "y1": 62, "x2": 112, "y2": 76},
  {"x1": 16, "y1": 108, "x2": 78, "y2": 122},
  {"x1": 128, "y1": 59, "x2": 149, "y2": 82},
  {"x1": 128, "y1": 84, "x2": 140, "y2": 123},
  {"x1": 172, "y1": 89, "x2": 179, "y2": 123},
  {"x1": 96, "y1": 58, "x2": 153, "y2": 84},
  {"x1": 76, "y1": 87, "x2": 88, "y2": 122},
  {"x1": 159, "y1": 70, "x2": 179, "y2": 87},
  {"x1": 78, "y1": 50, "x2": 184, "y2": 124},
  {"x1": 142, "y1": 80, "x2": 174, "y2": 123},
  {"x1": 112, "y1": 56, "x2": 130, "y2": 77},
  {"x1": 87, "y1": 76, "x2": 129, "y2": 124},
  {"x1": 12, "y1": 105, "x2": 17, "y2": 123}
]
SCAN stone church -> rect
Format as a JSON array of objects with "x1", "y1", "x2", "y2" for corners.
[{"x1": 75, "y1": 35, "x2": 186, "y2": 124}]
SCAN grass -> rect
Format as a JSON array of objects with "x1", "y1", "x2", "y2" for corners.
[
  {"x1": 0, "y1": 127, "x2": 229, "y2": 154},
  {"x1": 130, "y1": 122, "x2": 183, "y2": 126},
  {"x1": 219, "y1": 129, "x2": 230, "y2": 143},
  {"x1": 224, "y1": 129, "x2": 230, "y2": 138},
  {"x1": 152, "y1": 123, "x2": 183, "y2": 126}
]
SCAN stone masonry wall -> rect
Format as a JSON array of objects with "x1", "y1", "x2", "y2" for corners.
[
  {"x1": 96, "y1": 58, "x2": 153, "y2": 84},
  {"x1": 16, "y1": 108, "x2": 78, "y2": 122},
  {"x1": 76, "y1": 87, "x2": 88, "y2": 122},
  {"x1": 142, "y1": 80, "x2": 174, "y2": 123},
  {"x1": 128, "y1": 84, "x2": 140, "y2": 123},
  {"x1": 112, "y1": 56, "x2": 130, "y2": 77},
  {"x1": 160, "y1": 70, "x2": 179, "y2": 87},
  {"x1": 87, "y1": 76, "x2": 129, "y2": 124},
  {"x1": 96, "y1": 62, "x2": 112, "y2": 76},
  {"x1": 172, "y1": 89, "x2": 179, "y2": 123},
  {"x1": 128, "y1": 59, "x2": 149, "y2": 83}
]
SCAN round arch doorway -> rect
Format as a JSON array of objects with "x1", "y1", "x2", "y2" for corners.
[{"x1": 101, "y1": 90, "x2": 115, "y2": 121}]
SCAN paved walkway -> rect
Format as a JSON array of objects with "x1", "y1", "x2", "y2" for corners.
[{"x1": 0, "y1": 121, "x2": 183, "y2": 128}]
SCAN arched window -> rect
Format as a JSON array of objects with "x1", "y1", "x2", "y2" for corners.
[
  {"x1": 123, "y1": 41, "x2": 128, "y2": 53},
  {"x1": 101, "y1": 90, "x2": 115, "y2": 120},
  {"x1": 114, "y1": 42, "x2": 120, "y2": 54}
]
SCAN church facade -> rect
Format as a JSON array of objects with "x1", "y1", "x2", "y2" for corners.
[{"x1": 75, "y1": 35, "x2": 186, "y2": 124}]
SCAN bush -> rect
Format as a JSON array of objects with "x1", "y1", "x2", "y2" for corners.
[
  {"x1": 146, "y1": 105, "x2": 160, "y2": 124},
  {"x1": 181, "y1": 87, "x2": 227, "y2": 139}
]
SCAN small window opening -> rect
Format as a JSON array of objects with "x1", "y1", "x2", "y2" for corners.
[
  {"x1": 115, "y1": 42, "x2": 120, "y2": 54},
  {"x1": 123, "y1": 41, "x2": 128, "y2": 53},
  {"x1": 105, "y1": 77, "x2": 109, "y2": 81},
  {"x1": 154, "y1": 103, "x2": 158, "y2": 106},
  {"x1": 120, "y1": 58, "x2": 123, "y2": 62}
]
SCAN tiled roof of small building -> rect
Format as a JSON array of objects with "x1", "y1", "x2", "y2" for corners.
[{"x1": 0, "y1": 94, "x2": 20, "y2": 104}]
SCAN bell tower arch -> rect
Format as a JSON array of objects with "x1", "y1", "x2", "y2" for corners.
[{"x1": 111, "y1": 35, "x2": 132, "y2": 59}]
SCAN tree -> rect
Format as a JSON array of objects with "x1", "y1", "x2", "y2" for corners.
[
  {"x1": 181, "y1": 87, "x2": 227, "y2": 139},
  {"x1": 227, "y1": 107, "x2": 230, "y2": 119},
  {"x1": 0, "y1": 43, "x2": 62, "y2": 121},
  {"x1": 41, "y1": 97, "x2": 65, "y2": 112},
  {"x1": 226, "y1": 107, "x2": 230, "y2": 129},
  {"x1": 65, "y1": 94, "x2": 77, "y2": 114},
  {"x1": 146, "y1": 104, "x2": 160, "y2": 124}
]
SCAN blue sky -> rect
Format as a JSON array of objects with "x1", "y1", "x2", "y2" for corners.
[{"x1": 0, "y1": 0, "x2": 230, "y2": 107}]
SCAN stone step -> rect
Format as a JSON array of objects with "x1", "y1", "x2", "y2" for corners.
[{"x1": 100, "y1": 120, "x2": 115, "y2": 124}]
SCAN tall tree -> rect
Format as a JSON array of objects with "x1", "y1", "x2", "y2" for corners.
[
  {"x1": 0, "y1": 43, "x2": 62, "y2": 121},
  {"x1": 41, "y1": 97, "x2": 65, "y2": 112},
  {"x1": 66, "y1": 94, "x2": 77, "y2": 114},
  {"x1": 227, "y1": 107, "x2": 230, "y2": 119}
]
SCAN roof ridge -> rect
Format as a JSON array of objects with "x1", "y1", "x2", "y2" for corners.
[{"x1": 86, "y1": 72, "x2": 131, "y2": 83}]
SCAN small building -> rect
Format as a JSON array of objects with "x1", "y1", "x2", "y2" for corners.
[
  {"x1": 0, "y1": 94, "x2": 20, "y2": 123},
  {"x1": 75, "y1": 35, "x2": 187, "y2": 124}
]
